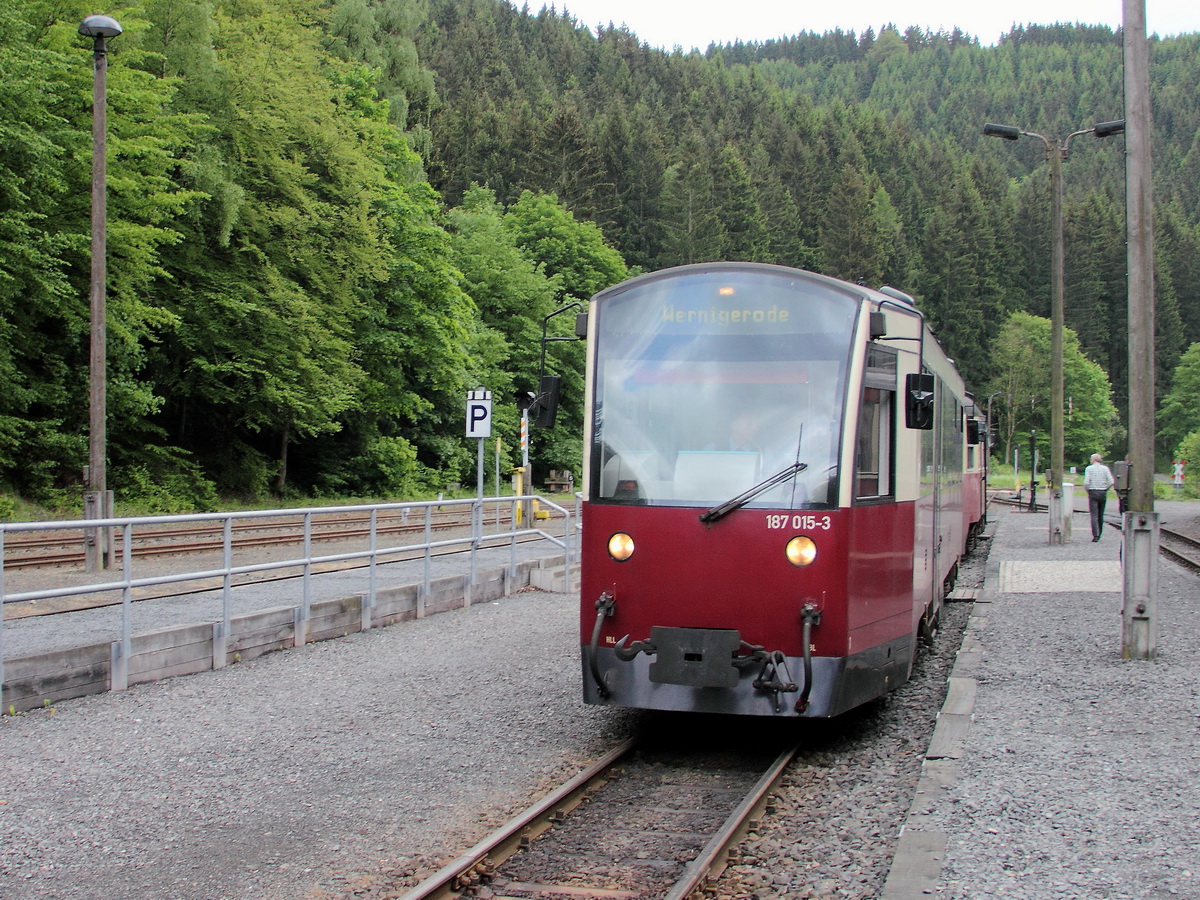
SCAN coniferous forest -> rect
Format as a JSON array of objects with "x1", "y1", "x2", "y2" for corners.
[{"x1": 3, "y1": 0, "x2": 1200, "y2": 511}]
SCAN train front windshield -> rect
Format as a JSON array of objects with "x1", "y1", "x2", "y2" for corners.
[{"x1": 590, "y1": 268, "x2": 858, "y2": 509}]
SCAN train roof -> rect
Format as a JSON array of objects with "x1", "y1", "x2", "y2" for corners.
[{"x1": 593, "y1": 263, "x2": 925, "y2": 319}]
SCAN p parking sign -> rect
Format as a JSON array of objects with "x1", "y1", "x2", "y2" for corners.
[{"x1": 466, "y1": 389, "x2": 493, "y2": 438}]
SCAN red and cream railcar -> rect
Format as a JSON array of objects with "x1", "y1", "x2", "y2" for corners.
[
  {"x1": 579, "y1": 263, "x2": 984, "y2": 718},
  {"x1": 963, "y1": 396, "x2": 989, "y2": 552}
]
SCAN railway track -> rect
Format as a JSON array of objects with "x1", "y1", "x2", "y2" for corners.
[
  {"x1": 993, "y1": 494, "x2": 1200, "y2": 569},
  {"x1": 1, "y1": 508, "x2": 528, "y2": 571},
  {"x1": 400, "y1": 733, "x2": 798, "y2": 900},
  {"x1": 4, "y1": 531, "x2": 553, "y2": 620},
  {"x1": 1158, "y1": 527, "x2": 1200, "y2": 572}
]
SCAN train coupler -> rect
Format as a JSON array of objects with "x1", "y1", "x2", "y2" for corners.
[
  {"x1": 613, "y1": 635, "x2": 657, "y2": 661},
  {"x1": 749, "y1": 650, "x2": 798, "y2": 714}
]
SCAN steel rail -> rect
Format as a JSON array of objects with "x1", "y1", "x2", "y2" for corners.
[
  {"x1": 663, "y1": 741, "x2": 799, "y2": 900},
  {"x1": 398, "y1": 739, "x2": 638, "y2": 900},
  {"x1": 1159, "y1": 544, "x2": 1200, "y2": 571},
  {"x1": 1158, "y1": 528, "x2": 1200, "y2": 572},
  {"x1": 397, "y1": 738, "x2": 799, "y2": 900}
]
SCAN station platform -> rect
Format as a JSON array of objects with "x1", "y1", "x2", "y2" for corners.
[{"x1": 883, "y1": 500, "x2": 1200, "y2": 900}]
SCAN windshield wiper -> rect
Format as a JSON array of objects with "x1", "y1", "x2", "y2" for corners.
[{"x1": 699, "y1": 461, "x2": 808, "y2": 524}]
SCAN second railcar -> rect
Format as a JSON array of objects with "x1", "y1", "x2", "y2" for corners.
[{"x1": 579, "y1": 263, "x2": 981, "y2": 718}]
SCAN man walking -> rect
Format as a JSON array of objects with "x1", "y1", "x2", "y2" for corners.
[{"x1": 1084, "y1": 452, "x2": 1116, "y2": 541}]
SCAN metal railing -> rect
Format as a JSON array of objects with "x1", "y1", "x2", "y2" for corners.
[{"x1": 1, "y1": 494, "x2": 581, "y2": 697}]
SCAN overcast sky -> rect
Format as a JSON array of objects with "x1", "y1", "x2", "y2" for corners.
[{"x1": 535, "y1": 1, "x2": 1199, "y2": 51}]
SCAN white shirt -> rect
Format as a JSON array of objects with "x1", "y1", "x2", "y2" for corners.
[{"x1": 1083, "y1": 463, "x2": 1115, "y2": 492}]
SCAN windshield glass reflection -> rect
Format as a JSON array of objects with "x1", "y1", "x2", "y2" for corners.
[{"x1": 591, "y1": 269, "x2": 857, "y2": 509}]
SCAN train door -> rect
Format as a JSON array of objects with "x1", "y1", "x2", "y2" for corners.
[
  {"x1": 911, "y1": 369, "x2": 938, "y2": 639},
  {"x1": 929, "y1": 374, "x2": 944, "y2": 628},
  {"x1": 939, "y1": 388, "x2": 965, "y2": 577},
  {"x1": 847, "y1": 345, "x2": 909, "y2": 644},
  {"x1": 925, "y1": 379, "x2": 964, "y2": 636}
]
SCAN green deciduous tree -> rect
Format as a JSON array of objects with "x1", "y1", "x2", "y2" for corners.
[
  {"x1": 0, "y1": 1, "x2": 200, "y2": 499},
  {"x1": 504, "y1": 190, "x2": 627, "y2": 475},
  {"x1": 1157, "y1": 342, "x2": 1200, "y2": 464},
  {"x1": 988, "y1": 312, "x2": 1120, "y2": 468}
]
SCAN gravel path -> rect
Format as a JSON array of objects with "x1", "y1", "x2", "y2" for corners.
[
  {"x1": 1, "y1": 587, "x2": 636, "y2": 900},
  {"x1": 925, "y1": 506, "x2": 1200, "y2": 900}
]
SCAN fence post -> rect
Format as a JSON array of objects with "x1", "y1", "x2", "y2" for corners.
[
  {"x1": 1, "y1": 528, "x2": 6, "y2": 708},
  {"x1": 419, "y1": 505, "x2": 431, "y2": 617},
  {"x1": 112, "y1": 522, "x2": 133, "y2": 690},
  {"x1": 297, "y1": 512, "x2": 312, "y2": 647},
  {"x1": 213, "y1": 517, "x2": 232, "y2": 669},
  {"x1": 110, "y1": 640, "x2": 128, "y2": 691},
  {"x1": 362, "y1": 509, "x2": 377, "y2": 632}
]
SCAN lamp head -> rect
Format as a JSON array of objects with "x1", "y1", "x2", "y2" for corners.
[
  {"x1": 983, "y1": 123, "x2": 1021, "y2": 141},
  {"x1": 79, "y1": 15, "x2": 123, "y2": 38},
  {"x1": 1093, "y1": 120, "x2": 1126, "y2": 138}
]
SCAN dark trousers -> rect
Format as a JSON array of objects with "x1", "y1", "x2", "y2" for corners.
[{"x1": 1088, "y1": 489, "x2": 1108, "y2": 539}]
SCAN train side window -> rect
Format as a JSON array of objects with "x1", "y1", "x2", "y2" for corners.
[
  {"x1": 857, "y1": 344, "x2": 897, "y2": 502},
  {"x1": 855, "y1": 387, "x2": 894, "y2": 500}
]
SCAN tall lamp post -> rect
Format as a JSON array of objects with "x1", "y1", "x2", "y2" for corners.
[
  {"x1": 80, "y1": 14, "x2": 122, "y2": 571},
  {"x1": 983, "y1": 119, "x2": 1125, "y2": 544}
]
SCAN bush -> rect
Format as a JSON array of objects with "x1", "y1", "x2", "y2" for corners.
[
  {"x1": 206, "y1": 441, "x2": 275, "y2": 499},
  {"x1": 335, "y1": 436, "x2": 425, "y2": 498},
  {"x1": 1161, "y1": 432, "x2": 1200, "y2": 499},
  {"x1": 101, "y1": 443, "x2": 219, "y2": 514},
  {"x1": 6, "y1": 423, "x2": 87, "y2": 502},
  {"x1": 113, "y1": 465, "x2": 219, "y2": 515}
]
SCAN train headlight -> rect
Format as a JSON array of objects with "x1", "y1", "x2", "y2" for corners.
[
  {"x1": 608, "y1": 532, "x2": 635, "y2": 562},
  {"x1": 785, "y1": 535, "x2": 817, "y2": 567}
]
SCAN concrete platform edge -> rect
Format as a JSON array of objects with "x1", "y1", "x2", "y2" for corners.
[
  {"x1": 2, "y1": 554, "x2": 569, "y2": 714},
  {"x1": 879, "y1": 521, "x2": 999, "y2": 899}
]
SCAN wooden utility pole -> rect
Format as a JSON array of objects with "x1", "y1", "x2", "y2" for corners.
[{"x1": 1122, "y1": 0, "x2": 1158, "y2": 659}]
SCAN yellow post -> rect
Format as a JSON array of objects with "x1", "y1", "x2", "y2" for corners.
[{"x1": 512, "y1": 466, "x2": 525, "y2": 524}]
